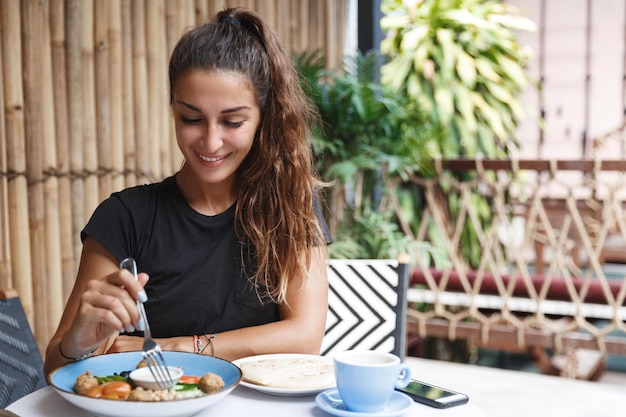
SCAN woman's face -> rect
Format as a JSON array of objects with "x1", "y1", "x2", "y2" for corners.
[{"x1": 172, "y1": 70, "x2": 260, "y2": 189}]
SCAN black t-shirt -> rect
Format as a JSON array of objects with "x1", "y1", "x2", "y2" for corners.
[{"x1": 81, "y1": 175, "x2": 332, "y2": 337}]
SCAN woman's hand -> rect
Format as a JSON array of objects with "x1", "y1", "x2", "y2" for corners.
[
  {"x1": 44, "y1": 238, "x2": 150, "y2": 374},
  {"x1": 63, "y1": 268, "x2": 150, "y2": 356}
]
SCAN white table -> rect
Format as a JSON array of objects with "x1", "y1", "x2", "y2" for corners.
[
  {"x1": 7, "y1": 358, "x2": 486, "y2": 417},
  {"x1": 407, "y1": 357, "x2": 626, "y2": 417}
]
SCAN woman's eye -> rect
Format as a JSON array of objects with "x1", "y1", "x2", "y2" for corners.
[
  {"x1": 180, "y1": 116, "x2": 201, "y2": 124},
  {"x1": 223, "y1": 120, "x2": 243, "y2": 128}
]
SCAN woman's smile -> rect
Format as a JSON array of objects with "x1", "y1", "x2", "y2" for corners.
[{"x1": 197, "y1": 152, "x2": 229, "y2": 165}]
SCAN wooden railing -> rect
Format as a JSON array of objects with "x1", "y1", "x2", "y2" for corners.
[{"x1": 396, "y1": 158, "x2": 626, "y2": 379}]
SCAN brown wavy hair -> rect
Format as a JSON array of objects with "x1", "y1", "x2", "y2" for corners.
[{"x1": 168, "y1": 7, "x2": 327, "y2": 303}]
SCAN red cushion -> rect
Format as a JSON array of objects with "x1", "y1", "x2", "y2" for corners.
[{"x1": 411, "y1": 268, "x2": 625, "y2": 305}]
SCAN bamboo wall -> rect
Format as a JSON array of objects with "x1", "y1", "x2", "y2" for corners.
[{"x1": 0, "y1": 0, "x2": 347, "y2": 354}]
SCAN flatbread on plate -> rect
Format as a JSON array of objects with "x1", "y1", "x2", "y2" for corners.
[{"x1": 240, "y1": 356, "x2": 334, "y2": 389}]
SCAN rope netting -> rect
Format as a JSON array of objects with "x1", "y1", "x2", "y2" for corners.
[{"x1": 398, "y1": 158, "x2": 626, "y2": 357}]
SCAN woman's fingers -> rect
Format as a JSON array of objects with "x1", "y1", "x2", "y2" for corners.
[
  {"x1": 115, "y1": 269, "x2": 149, "y2": 303},
  {"x1": 70, "y1": 267, "x2": 151, "y2": 352},
  {"x1": 80, "y1": 286, "x2": 133, "y2": 333},
  {"x1": 81, "y1": 271, "x2": 146, "y2": 333}
]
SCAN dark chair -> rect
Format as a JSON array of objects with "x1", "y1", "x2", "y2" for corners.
[
  {"x1": 322, "y1": 256, "x2": 410, "y2": 360},
  {"x1": 0, "y1": 288, "x2": 46, "y2": 408}
]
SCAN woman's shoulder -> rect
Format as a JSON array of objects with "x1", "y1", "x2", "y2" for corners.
[
  {"x1": 80, "y1": 176, "x2": 180, "y2": 246},
  {"x1": 113, "y1": 175, "x2": 176, "y2": 195},
  {"x1": 110, "y1": 176, "x2": 178, "y2": 204}
]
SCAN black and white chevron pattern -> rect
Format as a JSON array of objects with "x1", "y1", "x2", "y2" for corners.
[{"x1": 322, "y1": 259, "x2": 408, "y2": 359}]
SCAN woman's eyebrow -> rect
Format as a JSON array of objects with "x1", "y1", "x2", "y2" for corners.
[
  {"x1": 222, "y1": 106, "x2": 252, "y2": 114},
  {"x1": 176, "y1": 100, "x2": 201, "y2": 112},
  {"x1": 175, "y1": 100, "x2": 251, "y2": 114}
]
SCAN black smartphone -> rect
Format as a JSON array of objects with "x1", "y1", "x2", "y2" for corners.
[{"x1": 396, "y1": 379, "x2": 469, "y2": 409}]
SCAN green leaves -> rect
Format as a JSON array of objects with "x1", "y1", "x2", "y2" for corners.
[
  {"x1": 380, "y1": 0, "x2": 537, "y2": 158},
  {"x1": 294, "y1": 50, "x2": 442, "y2": 259}
]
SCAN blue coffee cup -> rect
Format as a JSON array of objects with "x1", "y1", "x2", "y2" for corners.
[{"x1": 332, "y1": 350, "x2": 411, "y2": 413}]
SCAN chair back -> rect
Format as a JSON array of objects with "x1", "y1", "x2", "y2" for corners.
[
  {"x1": 322, "y1": 257, "x2": 409, "y2": 359},
  {"x1": 0, "y1": 289, "x2": 46, "y2": 408}
]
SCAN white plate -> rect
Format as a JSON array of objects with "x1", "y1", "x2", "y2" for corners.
[{"x1": 232, "y1": 353, "x2": 335, "y2": 396}]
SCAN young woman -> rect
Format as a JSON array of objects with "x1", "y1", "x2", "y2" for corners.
[{"x1": 44, "y1": 7, "x2": 331, "y2": 375}]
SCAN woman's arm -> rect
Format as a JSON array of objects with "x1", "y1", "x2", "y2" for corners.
[
  {"x1": 43, "y1": 238, "x2": 149, "y2": 375},
  {"x1": 206, "y1": 246, "x2": 329, "y2": 361},
  {"x1": 106, "y1": 246, "x2": 329, "y2": 361}
]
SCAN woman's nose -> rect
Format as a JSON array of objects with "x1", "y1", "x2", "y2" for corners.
[{"x1": 203, "y1": 124, "x2": 223, "y2": 152}]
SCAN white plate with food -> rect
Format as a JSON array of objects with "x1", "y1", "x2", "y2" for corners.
[
  {"x1": 232, "y1": 353, "x2": 335, "y2": 396},
  {"x1": 49, "y1": 351, "x2": 241, "y2": 417}
]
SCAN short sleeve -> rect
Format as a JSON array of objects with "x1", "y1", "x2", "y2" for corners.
[{"x1": 80, "y1": 194, "x2": 137, "y2": 262}]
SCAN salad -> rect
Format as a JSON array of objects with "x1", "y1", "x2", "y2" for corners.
[{"x1": 73, "y1": 366, "x2": 224, "y2": 402}]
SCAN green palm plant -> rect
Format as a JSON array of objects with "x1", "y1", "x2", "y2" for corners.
[
  {"x1": 297, "y1": 50, "x2": 438, "y2": 182},
  {"x1": 295, "y1": 50, "x2": 445, "y2": 263},
  {"x1": 379, "y1": 0, "x2": 537, "y2": 158}
]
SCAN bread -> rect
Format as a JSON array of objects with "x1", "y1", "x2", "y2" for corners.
[{"x1": 240, "y1": 356, "x2": 334, "y2": 389}]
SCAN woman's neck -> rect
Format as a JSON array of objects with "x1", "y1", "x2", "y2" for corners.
[{"x1": 175, "y1": 166, "x2": 236, "y2": 216}]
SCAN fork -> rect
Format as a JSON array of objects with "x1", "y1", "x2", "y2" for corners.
[{"x1": 120, "y1": 257, "x2": 175, "y2": 390}]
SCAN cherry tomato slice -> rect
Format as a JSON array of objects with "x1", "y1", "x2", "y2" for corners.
[{"x1": 179, "y1": 376, "x2": 200, "y2": 385}]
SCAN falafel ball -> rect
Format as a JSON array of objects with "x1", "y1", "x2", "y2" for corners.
[
  {"x1": 198, "y1": 372, "x2": 224, "y2": 393},
  {"x1": 73, "y1": 370, "x2": 99, "y2": 394}
]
